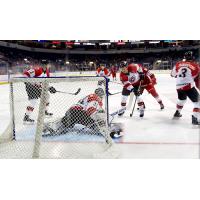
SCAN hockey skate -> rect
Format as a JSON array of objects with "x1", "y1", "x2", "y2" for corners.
[
  {"x1": 23, "y1": 114, "x2": 34, "y2": 124},
  {"x1": 139, "y1": 109, "x2": 144, "y2": 118},
  {"x1": 137, "y1": 103, "x2": 146, "y2": 110},
  {"x1": 173, "y1": 110, "x2": 182, "y2": 118},
  {"x1": 160, "y1": 102, "x2": 164, "y2": 110},
  {"x1": 118, "y1": 110, "x2": 125, "y2": 116},
  {"x1": 45, "y1": 110, "x2": 53, "y2": 117},
  {"x1": 192, "y1": 115, "x2": 200, "y2": 125}
]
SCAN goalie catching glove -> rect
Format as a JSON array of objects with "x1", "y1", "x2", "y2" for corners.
[{"x1": 49, "y1": 86, "x2": 57, "y2": 94}]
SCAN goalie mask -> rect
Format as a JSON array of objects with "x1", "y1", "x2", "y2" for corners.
[{"x1": 95, "y1": 88, "x2": 105, "y2": 98}]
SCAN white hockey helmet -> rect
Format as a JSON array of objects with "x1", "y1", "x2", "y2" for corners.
[{"x1": 95, "y1": 87, "x2": 105, "y2": 98}]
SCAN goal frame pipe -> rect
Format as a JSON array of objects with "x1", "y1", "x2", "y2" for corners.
[
  {"x1": 32, "y1": 80, "x2": 49, "y2": 158},
  {"x1": 105, "y1": 77, "x2": 110, "y2": 127},
  {"x1": 10, "y1": 81, "x2": 16, "y2": 140}
]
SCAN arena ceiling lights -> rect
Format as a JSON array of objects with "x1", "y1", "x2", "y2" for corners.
[
  {"x1": 130, "y1": 40, "x2": 145, "y2": 44},
  {"x1": 149, "y1": 41, "x2": 160, "y2": 44},
  {"x1": 99, "y1": 42, "x2": 111, "y2": 45},
  {"x1": 83, "y1": 42, "x2": 96, "y2": 45}
]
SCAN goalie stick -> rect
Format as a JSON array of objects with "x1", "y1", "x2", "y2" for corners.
[
  {"x1": 42, "y1": 118, "x2": 108, "y2": 138},
  {"x1": 56, "y1": 88, "x2": 81, "y2": 95},
  {"x1": 42, "y1": 120, "x2": 98, "y2": 137},
  {"x1": 110, "y1": 107, "x2": 126, "y2": 117}
]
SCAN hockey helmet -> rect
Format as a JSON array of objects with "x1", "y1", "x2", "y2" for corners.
[
  {"x1": 184, "y1": 51, "x2": 193, "y2": 61},
  {"x1": 120, "y1": 61, "x2": 127, "y2": 68},
  {"x1": 95, "y1": 87, "x2": 105, "y2": 98}
]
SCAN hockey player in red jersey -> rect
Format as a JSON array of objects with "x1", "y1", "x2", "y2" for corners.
[
  {"x1": 110, "y1": 66, "x2": 118, "y2": 81},
  {"x1": 23, "y1": 60, "x2": 56, "y2": 123},
  {"x1": 96, "y1": 65, "x2": 110, "y2": 77},
  {"x1": 118, "y1": 63, "x2": 164, "y2": 117},
  {"x1": 96, "y1": 65, "x2": 111, "y2": 92},
  {"x1": 137, "y1": 63, "x2": 164, "y2": 109},
  {"x1": 171, "y1": 51, "x2": 200, "y2": 125}
]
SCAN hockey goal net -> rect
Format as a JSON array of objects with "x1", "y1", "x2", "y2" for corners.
[{"x1": 0, "y1": 76, "x2": 118, "y2": 158}]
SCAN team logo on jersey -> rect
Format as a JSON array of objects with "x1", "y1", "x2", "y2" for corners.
[{"x1": 129, "y1": 73, "x2": 136, "y2": 82}]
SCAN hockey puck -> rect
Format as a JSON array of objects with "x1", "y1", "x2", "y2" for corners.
[{"x1": 110, "y1": 131, "x2": 123, "y2": 139}]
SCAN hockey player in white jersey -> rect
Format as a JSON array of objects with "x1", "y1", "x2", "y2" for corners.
[{"x1": 171, "y1": 51, "x2": 200, "y2": 125}]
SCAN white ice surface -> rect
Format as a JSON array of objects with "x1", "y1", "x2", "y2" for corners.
[{"x1": 0, "y1": 73, "x2": 199, "y2": 158}]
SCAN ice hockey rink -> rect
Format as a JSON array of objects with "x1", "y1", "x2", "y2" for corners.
[{"x1": 0, "y1": 71, "x2": 199, "y2": 158}]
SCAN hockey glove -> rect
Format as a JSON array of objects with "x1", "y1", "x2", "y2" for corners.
[
  {"x1": 131, "y1": 87, "x2": 141, "y2": 96},
  {"x1": 49, "y1": 86, "x2": 57, "y2": 94},
  {"x1": 139, "y1": 72, "x2": 145, "y2": 80}
]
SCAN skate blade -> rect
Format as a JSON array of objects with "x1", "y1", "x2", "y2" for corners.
[
  {"x1": 172, "y1": 116, "x2": 181, "y2": 120},
  {"x1": 192, "y1": 123, "x2": 200, "y2": 126},
  {"x1": 23, "y1": 121, "x2": 34, "y2": 125},
  {"x1": 45, "y1": 115, "x2": 53, "y2": 118}
]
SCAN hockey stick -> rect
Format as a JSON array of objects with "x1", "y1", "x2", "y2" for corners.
[
  {"x1": 129, "y1": 95, "x2": 137, "y2": 117},
  {"x1": 130, "y1": 81, "x2": 142, "y2": 117},
  {"x1": 56, "y1": 88, "x2": 81, "y2": 95},
  {"x1": 109, "y1": 91, "x2": 122, "y2": 96}
]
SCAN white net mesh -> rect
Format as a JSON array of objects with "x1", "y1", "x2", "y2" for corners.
[{"x1": 0, "y1": 76, "x2": 118, "y2": 158}]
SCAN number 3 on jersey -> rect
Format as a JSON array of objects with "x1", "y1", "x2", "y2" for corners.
[{"x1": 179, "y1": 68, "x2": 187, "y2": 78}]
